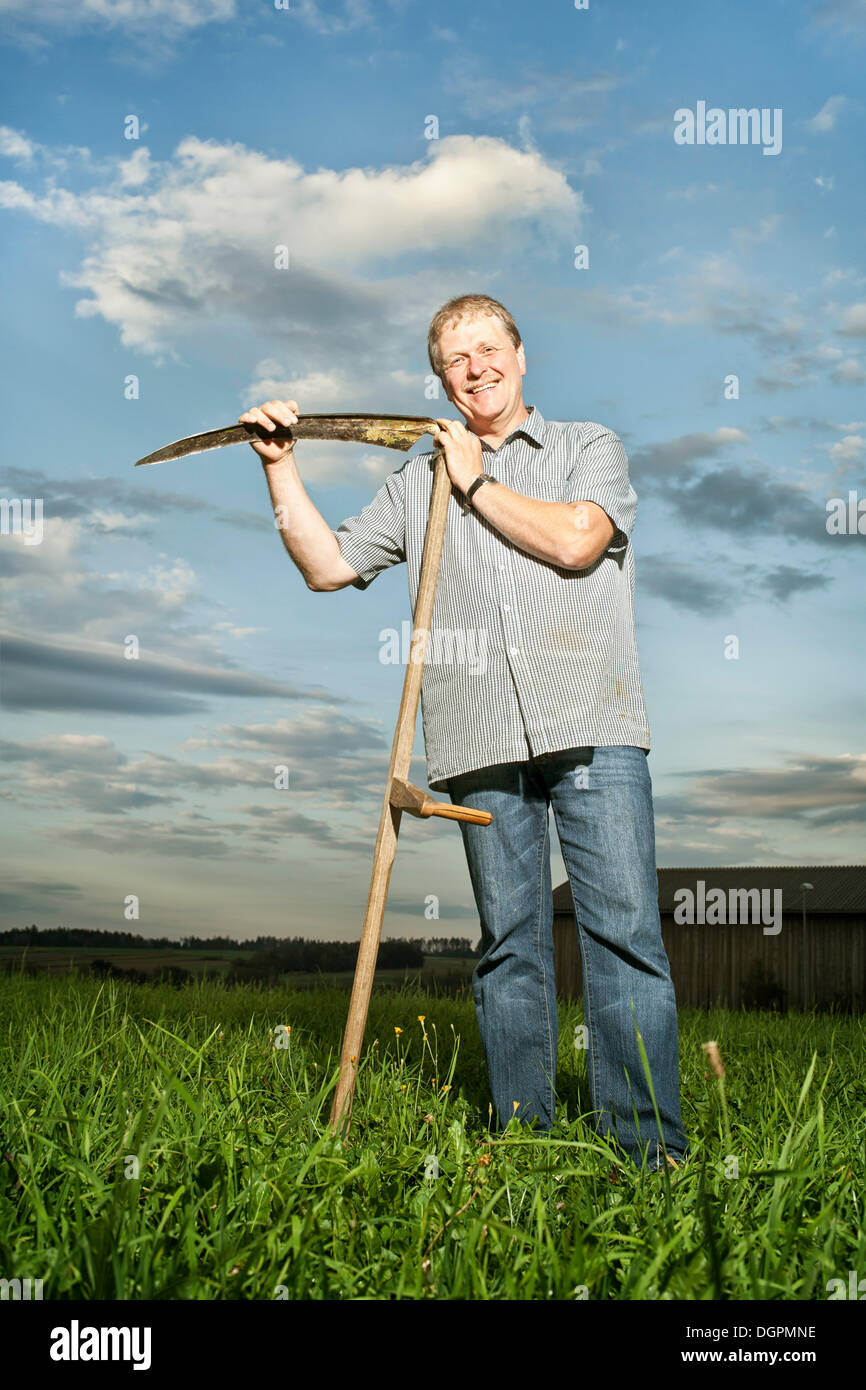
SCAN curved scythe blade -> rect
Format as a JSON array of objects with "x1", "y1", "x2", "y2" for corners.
[{"x1": 134, "y1": 413, "x2": 439, "y2": 467}]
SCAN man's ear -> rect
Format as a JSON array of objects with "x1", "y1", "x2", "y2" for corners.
[{"x1": 516, "y1": 341, "x2": 526, "y2": 376}]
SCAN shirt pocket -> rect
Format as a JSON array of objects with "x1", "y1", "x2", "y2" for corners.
[{"x1": 516, "y1": 456, "x2": 573, "y2": 503}]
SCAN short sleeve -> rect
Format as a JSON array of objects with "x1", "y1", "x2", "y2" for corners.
[
  {"x1": 565, "y1": 426, "x2": 636, "y2": 554},
  {"x1": 333, "y1": 465, "x2": 407, "y2": 590}
]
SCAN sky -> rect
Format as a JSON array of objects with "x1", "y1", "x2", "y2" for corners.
[{"x1": 1, "y1": 0, "x2": 864, "y2": 945}]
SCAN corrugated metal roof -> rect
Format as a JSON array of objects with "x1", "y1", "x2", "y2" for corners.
[{"x1": 552, "y1": 865, "x2": 866, "y2": 916}]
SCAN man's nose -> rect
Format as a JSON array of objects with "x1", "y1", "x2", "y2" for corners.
[{"x1": 465, "y1": 355, "x2": 487, "y2": 377}]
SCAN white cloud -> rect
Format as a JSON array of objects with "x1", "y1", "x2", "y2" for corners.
[
  {"x1": 731, "y1": 213, "x2": 782, "y2": 245},
  {"x1": 243, "y1": 365, "x2": 354, "y2": 413},
  {"x1": 838, "y1": 302, "x2": 866, "y2": 335},
  {"x1": 387, "y1": 368, "x2": 424, "y2": 391},
  {"x1": 212, "y1": 622, "x2": 261, "y2": 639},
  {"x1": 444, "y1": 59, "x2": 624, "y2": 132},
  {"x1": 517, "y1": 114, "x2": 537, "y2": 153},
  {"x1": 813, "y1": 0, "x2": 866, "y2": 37},
  {"x1": 88, "y1": 509, "x2": 146, "y2": 532},
  {"x1": 831, "y1": 358, "x2": 866, "y2": 383},
  {"x1": 805, "y1": 95, "x2": 847, "y2": 132},
  {"x1": 118, "y1": 147, "x2": 154, "y2": 188},
  {"x1": 712, "y1": 428, "x2": 749, "y2": 444},
  {"x1": 583, "y1": 251, "x2": 804, "y2": 350},
  {"x1": 578, "y1": 248, "x2": 866, "y2": 396},
  {"x1": 0, "y1": 515, "x2": 84, "y2": 590},
  {"x1": 147, "y1": 558, "x2": 198, "y2": 608},
  {"x1": 0, "y1": 179, "x2": 95, "y2": 227},
  {"x1": 823, "y1": 434, "x2": 865, "y2": 460},
  {"x1": 0, "y1": 0, "x2": 236, "y2": 32},
  {"x1": 0, "y1": 125, "x2": 36, "y2": 161},
  {"x1": 0, "y1": 125, "x2": 94, "y2": 174},
  {"x1": 0, "y1": 132, "x2": 579, "y2": 360},
  {"x1": 0, "y1": 723, "x2": 379, "y2": 824},
  {"x1": 0, "y1": 508, "x2": 219, "y2": 663},
  {"x1": 822, "y1": 267, "x2": 866, "y2": 288},
  {"x1": 287, "y1": 0, "x2": 396, "y2": 35}
]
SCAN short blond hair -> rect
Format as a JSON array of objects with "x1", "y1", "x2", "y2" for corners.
[{"x1": 427, "y1": 294, "x2": 522, "y2": 380}]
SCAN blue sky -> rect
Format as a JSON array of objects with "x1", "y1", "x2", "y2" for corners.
[{"x1": 1, "y1": 0, "x2": 864, "y2": 943}]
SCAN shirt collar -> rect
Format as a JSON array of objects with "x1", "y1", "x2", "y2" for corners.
[{"x1": 479, "y1": 405, "x2": 546, "y2": 453}]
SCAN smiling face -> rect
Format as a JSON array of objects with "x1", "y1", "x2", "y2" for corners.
[{"x1": 437, "y1": 312, "x2": 527, "y2": 437}]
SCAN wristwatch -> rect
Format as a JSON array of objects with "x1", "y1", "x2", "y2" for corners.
[{"x1": 465, "y1": 472, "x2": 497, "y2": 508}]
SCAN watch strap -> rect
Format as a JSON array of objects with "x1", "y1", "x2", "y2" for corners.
[{"x1": 466, "y1": 473, "x2": 496, "y2": 507}]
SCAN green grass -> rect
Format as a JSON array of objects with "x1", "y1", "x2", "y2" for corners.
[{"x1": 0, "y1": 972, "x2": 863, "y2": 1300}]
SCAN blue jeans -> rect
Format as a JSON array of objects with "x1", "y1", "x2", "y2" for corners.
[{"x1": 444, "y1": 745, "x2": 689, "y2": 1169}]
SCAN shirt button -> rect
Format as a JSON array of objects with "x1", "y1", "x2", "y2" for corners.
[
  {"x1": 503, "y1": 604, "x2": 511, "y2": 613},
  {"x1": 499, "y1": 564, "x2": 505, "y2": 572},
  {"x1": 510, "y1": 646, "x2": 519, "y2": 655}
]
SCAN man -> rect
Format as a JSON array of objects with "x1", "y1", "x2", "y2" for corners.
[{"x1": 240, "y1": 293, "x2": 689, "y2": 1170}]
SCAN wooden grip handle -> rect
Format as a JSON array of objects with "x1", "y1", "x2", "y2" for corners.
[
  {"x1": 426, "y1": 802, "x2": 492, "y2": 826},
  {"x1": 388, "y1": 777, "x2": 491, "y2": 825}
]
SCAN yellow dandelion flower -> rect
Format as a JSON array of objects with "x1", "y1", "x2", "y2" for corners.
[
  {"x1": 394, "y1": 1026, "x2": 403, "y2": 1035},
  {"x1": 512, "y1": 1101, "x2": 520, "y2": 1112},
  {"x1": 441, "y1": 1084, "x2": 451, "y2": 1092},
  {"x1": 401, "y1": 1084, "x2": 407, "y2": 1091},
  {"x1": 418, "y1": 1015, "x2": 426, "y2": 1023}
]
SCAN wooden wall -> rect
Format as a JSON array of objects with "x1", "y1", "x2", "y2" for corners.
[{"x1": 552, "y1": 912, "x2": 865, "y2": 1010}]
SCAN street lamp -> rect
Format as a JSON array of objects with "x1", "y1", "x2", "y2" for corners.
[{"x1": 800, "y1": 882, "x2": 814, "y2": 1011}]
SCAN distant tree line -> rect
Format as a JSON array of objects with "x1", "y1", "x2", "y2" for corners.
[
  {"x1": 0, "y1": 926, "x2": 481, "y2": 957},
  {"x1": 0, "y1": 926, "x2": 256, "y2": 950}
]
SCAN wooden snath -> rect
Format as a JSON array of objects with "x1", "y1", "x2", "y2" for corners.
[
  {"x1": 134, "y1": 412, "x2": 493, "y2": 1138},
  {"x1": 328, "y1": 445, "x2": 493, "y2": 1139}
]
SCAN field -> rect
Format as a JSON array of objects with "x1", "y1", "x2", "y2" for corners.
[
  {"x1": 0, "y1": 944, "x2": 475, "y2": 991},
  {"x1": 0, "y1": 970, "x2": 863, "y2": 1301},
  {"x1": 0, "y1": 945, "x2": 249, "y2": 979}
]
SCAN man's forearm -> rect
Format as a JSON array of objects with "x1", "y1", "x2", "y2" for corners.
[
  {"x1": 260, "y1": 452, "x2": 348, "y2": 589},
  {"x1": 468, "y1": 481, "x2": 614, "y2": 570}
]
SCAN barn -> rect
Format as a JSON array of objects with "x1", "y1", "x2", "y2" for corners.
[{"x1": 551, "y1": 865, "x2": 866, "y2": 1011}]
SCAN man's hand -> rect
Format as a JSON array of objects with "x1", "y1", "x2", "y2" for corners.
[
  {"x1": 429, "y1": 420, "x2": 617, "y2": 568},
  {"x1": 432, "y1": 417, "x2": 484, "y2": 496},
  {"x1": 239, "y1": 399, "x2": 300, "y2": 465}
]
